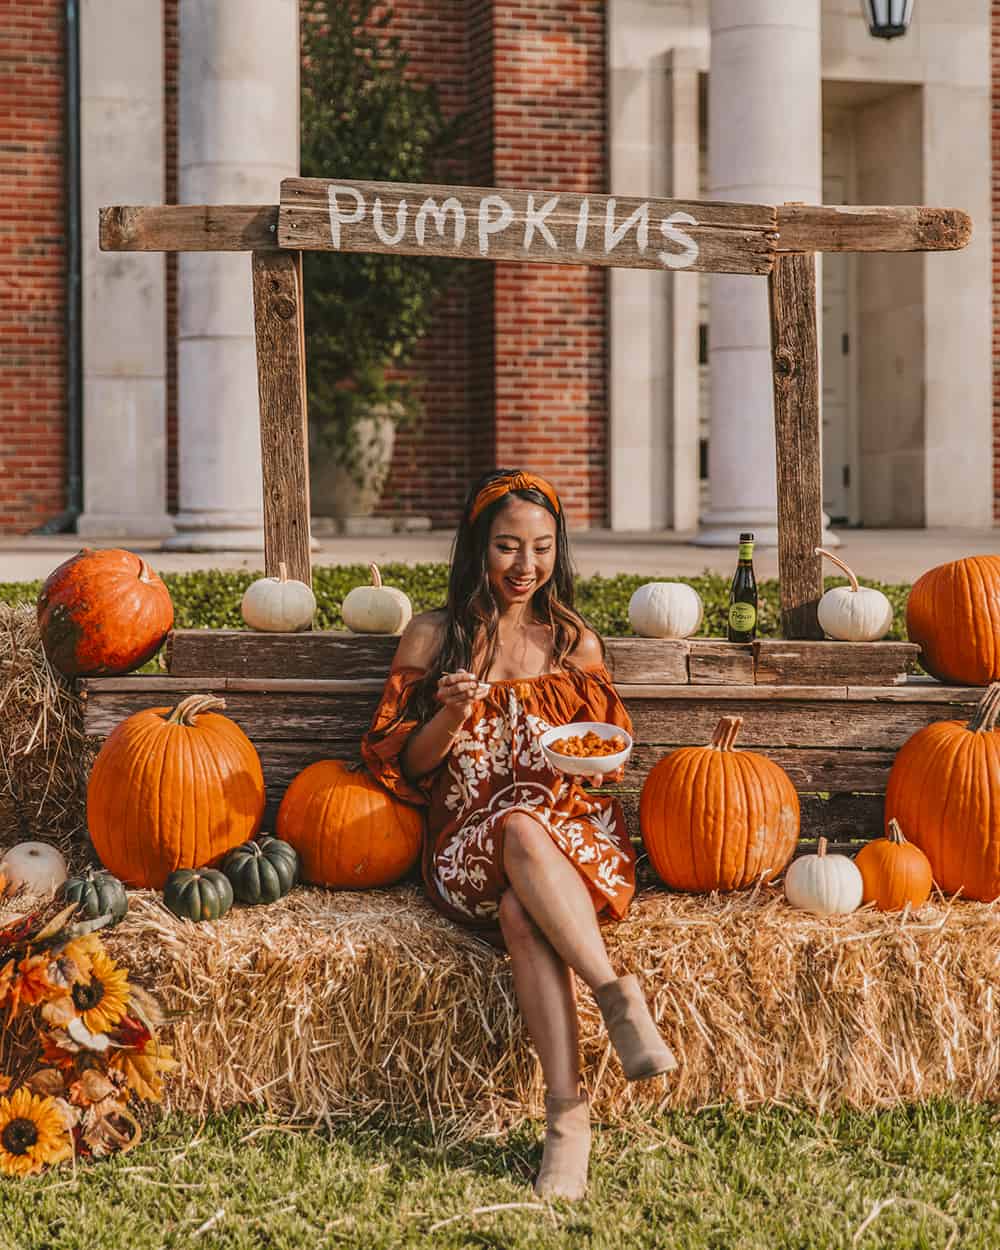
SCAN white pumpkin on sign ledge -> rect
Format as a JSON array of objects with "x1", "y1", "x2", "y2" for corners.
[
  {"x1": 241, "y1": 562, "x2": 316, "y2": 633},
  {"x1": 342, "y1": 563, "x2": 413, "y2": 635},
  {"x1": 0, "y1": 841, "x2": 68, "y2": 898},
  {"x1": 628, "y1": 582, "x2": 704, "y2": 640},
  {"x1": 815, "y1": 548, "x2": 893, "y2": 642}
]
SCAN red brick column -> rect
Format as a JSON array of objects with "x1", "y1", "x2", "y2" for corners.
[{"x1": 0, "y1": 2, "x2": 66, "y2": 533}]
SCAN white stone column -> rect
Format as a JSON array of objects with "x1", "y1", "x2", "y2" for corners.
[
  {"x1": 166, "y1": 0, "x2": 299, "y2": 551},
  {"x1": 697, "y1": 0, "x2": 822, "y2": 547},
  {"x1": 78, "y1": 0, "x2": 174, "y2": 538}
]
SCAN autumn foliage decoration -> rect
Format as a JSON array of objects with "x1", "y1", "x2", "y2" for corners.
[
  {"x1": 905, "y1": 555, "x2": 1000, "y2": 685},
  {"x1": 884, "y1": 683, "x2": 1000, "y2": 902},
  {"x1": 37, "y1": 548, "x2": 174, "y2": 678},
  {"x1": 0, "y1": 897, "x2": 175, "y2": 1175},
  {"x1": 276, "y1": 760, "x2": 424, "y2": 888},
  {"x1": 88, "y1": 695, "x2": 266, "y2": 890},
  {"x1": 640, "y1": 716, "x2": 800, "y2": 892}
]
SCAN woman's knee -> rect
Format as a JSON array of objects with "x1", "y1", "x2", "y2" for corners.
[
  {"x1": 497, "y1": 888, "x2": 538, "y2": 944},
  {"x1": 503, "y1": 811, "x2": 550, "y2": 867}
]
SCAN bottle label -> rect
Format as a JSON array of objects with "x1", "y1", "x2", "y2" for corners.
[
  {"x1": 738, "y1": 542, "x2": 754, "y2": 561},
  {"x1": 729, "y1": 602, "x2": 757, "y2": 632}
]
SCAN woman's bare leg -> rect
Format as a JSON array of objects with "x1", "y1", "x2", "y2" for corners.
[
  {"x1": 502, "y1": 811, "x2": 616, "y2": 991},
  {"x1": 498, "y1": 889, "x2": 580, "y2": 1099}
]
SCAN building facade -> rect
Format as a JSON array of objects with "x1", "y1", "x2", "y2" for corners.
[{"x1": 0, "y1": 0, "x2": 995, "y2": 538}]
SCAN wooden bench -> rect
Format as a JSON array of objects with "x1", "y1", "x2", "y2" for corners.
[{"x1": 79, "y1": 632, "x2": 983, "y2": 855}]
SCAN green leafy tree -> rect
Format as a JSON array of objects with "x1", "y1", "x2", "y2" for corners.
[{"x1": 300, "y1": 0, "x2": 465, "y2": 482}]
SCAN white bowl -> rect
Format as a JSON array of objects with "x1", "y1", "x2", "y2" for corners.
[{"x1": 540, "y1": 722, "x2": 633, "y2": 777}]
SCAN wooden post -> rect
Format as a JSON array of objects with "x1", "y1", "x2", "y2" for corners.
[
  {"x1": 251, "y1": 249, "x2": 312, "y2": 586},
  {"x1": 768, "y1": 251, "x2": 823, "y2": 639}
]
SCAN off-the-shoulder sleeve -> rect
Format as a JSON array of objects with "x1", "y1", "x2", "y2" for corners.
[
  {"x1": 573, "y1": 664, "x2": 634, "y2": 737},
  {"x1": 360, "y1": 667, "x2": 435, "y2": 806}
]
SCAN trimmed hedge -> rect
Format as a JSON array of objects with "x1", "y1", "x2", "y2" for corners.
[{"x1": 0, "y1": 563, "x2": 912, "y2": 640}]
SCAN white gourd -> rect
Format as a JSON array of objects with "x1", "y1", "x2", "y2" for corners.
[
  {"x1": 0, "y1": 842, "x2": 68, "y2": 897},
  {"x1": 342, "y1": 563, "x2": 413, "y2": 635},
  {"x1": 815, "y1": 547, "x2": 893, "y2": 642},
  {"x1": 241, "y1": 562, "x2": 316, "y2": 633},
  {"x1": 628, "y1": 582, "x2": 704, "y2": 639},
  {"x1": 783, "y1": 837, "x2": 863, "y2": 916}
]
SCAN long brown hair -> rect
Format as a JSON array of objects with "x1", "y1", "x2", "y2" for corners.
[{"x1": 404, "y1": 468, "x2": 599, "y2": 724}]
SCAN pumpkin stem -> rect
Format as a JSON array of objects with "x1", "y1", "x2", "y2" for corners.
[
  {"x1": 369, "y1": 563, "x2": 382, "y2": 589},
  {"x1": 710, "y1": 716, "x2": 743, "y2": 751},
  {"x1": 814, "y1": 547, "x2": 859, "y2": 593},
  {"x1": 278, "y1": 562, "x2": 288, "y2": 583},
  {"x1": 967, "y1": 683, "x2": 1000, "y2": 733},
  {"x1": 166, "y1": 694, "x2": 226, "y2": 725},
  {"x1": 137, "y1": 557, "x2": 154, "y2": 585},
  {"x1": 817, "y1": 837, "x2": 828, "y2": 857},
  {"x1": 887, "y1": 817, "x2": 906, "y2": 844}
]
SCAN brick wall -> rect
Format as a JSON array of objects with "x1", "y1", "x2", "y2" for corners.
[{"x1": 0, "y1": 2, "x2": 66, "y2": 532}]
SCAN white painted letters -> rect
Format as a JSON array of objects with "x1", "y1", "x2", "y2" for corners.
[
  {"x1": 575, "y1": 198, "x2": 590, "y2": 250},
  {"x1": 478, "y1": 195, "x2": 514, "y2": 255},
  {"x1": 605, "y1": 199, "x2": 649, "y2": 254},
  {"x1": 523, "y1": 194, "x2": 559, "y2": 250},
  {"x1": 372, "y1": 197, "x2": 408, "y2": 246},
  {"x1": 415, "y1": 196, "x2": 466, "y2": 246},
  {"x1": 658, "y1": 211, "x2": 699, "y2": 270},
  {"x1": 326, "y1": 185, "x2": 365, "y2": 249}
]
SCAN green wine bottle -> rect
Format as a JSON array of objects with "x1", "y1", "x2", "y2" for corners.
[{"x1": 727, "y1": 532, "x2": 758, "y2": 643}]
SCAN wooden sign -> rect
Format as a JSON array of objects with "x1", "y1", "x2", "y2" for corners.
[{"x1": 278, "y1": 177, "x2": 777, "y2": 275}]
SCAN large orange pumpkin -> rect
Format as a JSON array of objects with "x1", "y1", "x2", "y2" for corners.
[
  {"x1": 906, "y1": 556, "x2": 1000, "y2": 685},
  {"x1": 639, "y1": 716, "x2": 800, "y2": 892},
  {"x1": 88, "y1": 694, "x2": 265, "y2": 889},
  {"x1": 854, "y1": 818, "x2": 933, "y2": 912},
  {"x1": 884, "y1": 683, "x2": 1000, "y2": 902},
  {"x1": 37, "y1": 548, "x2": 174, "y2": 677},
  {"x1": 276, "y1": 760, "x2": 424, "y2": 888}
]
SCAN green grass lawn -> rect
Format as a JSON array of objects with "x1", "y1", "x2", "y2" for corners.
[{"x1": 3, "y1": 1102, "x2": 998, "y2": 1249}]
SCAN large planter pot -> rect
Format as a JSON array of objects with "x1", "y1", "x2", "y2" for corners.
[{"x1": 310, "y1": 411, "x2": 396, "y2": 520}]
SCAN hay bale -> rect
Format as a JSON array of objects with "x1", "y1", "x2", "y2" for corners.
[
  {"x1": 0, "y1": 603, "x2": 95, "y2": 860},
  {"x1": 98, "y1": 884, "x2": 1000, "y2": 1138}
]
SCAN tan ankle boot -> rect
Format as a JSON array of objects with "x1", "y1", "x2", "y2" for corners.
[
  {"x1": 533, "y1": 1092, "x2": 591, "y2": 1201},
  {"x1": 594, "y1": 974, "x2": 678, "y2": 1082}
]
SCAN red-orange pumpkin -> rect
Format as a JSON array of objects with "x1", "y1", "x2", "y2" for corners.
[
  {"x1": 884, "y1": 683, "x2": 1000, "y2": 902},
  {"x1": 639, "y1": 716, "x2": 800, "y2": 892},
  {"x1": 276, "y1": 760, "x2": 424, "y2": 888},
  {"x1": 37, "y1": 548, "x2": 174, "y2": 677},
  {"x1": 854, "y1": 818, "x2": 933, "y2": 912},
  {"x1": 906, "y1": 556, "x2": 1000, "y2": 685},
  {"x1": 87, "y1": 694, "x2": 265, "y2": 889}
]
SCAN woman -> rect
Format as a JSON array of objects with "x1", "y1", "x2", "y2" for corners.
[{"x1": 361, "y1": 468, "x2": 676, "y2": 1201}]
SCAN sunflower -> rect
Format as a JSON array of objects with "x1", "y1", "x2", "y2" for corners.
[
  {"x1": 0, "y1": 1087, "x2": 73, "y2": 1176},
  {"x1": 66, "y1": 950, "x2": 130, "y2": 1035},
  {"x1": 61, "y1": 933, "x2": 103, "y2": 979}
]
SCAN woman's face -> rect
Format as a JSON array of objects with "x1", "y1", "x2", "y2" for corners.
[{"x1": 486, "y1": 497, "x2": 558, "y2": 608}]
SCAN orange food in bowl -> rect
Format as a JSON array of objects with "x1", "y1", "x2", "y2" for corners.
[{"x1": 549, "y1": 731, "x2": 627, "y2": 759}]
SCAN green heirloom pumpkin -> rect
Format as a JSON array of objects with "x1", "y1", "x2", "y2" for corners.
[
  {"x1": 61, "y1": 869, "x2": 129, "y2": 926},
  {"x1": 163, "y1": 868, "x2": 233, "y2": 922},
  {"x1": 221, "y1": 836, "x2": 299, "y2": 905}
]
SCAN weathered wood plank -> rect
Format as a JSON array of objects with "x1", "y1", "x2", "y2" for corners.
[
  {"x1": 688, "y1": 641, "x2": 754, "y2": 685},
  {"x1": 775, "y1": 204, "x2": 972, "y2": 254},
  {"x1": 278, "y1": 178, "x2": 777, "y2": 276},
  {"x1": 769, "y1": 251, "x2": 823, "y2": 640},
  {"x1": 100, "y1": 205, "x2": 279, "y2": 252},
  {"x1": 166, "y1": 630, "x2": 401, "y2": 679},
  {"x1": 753, "y1": 640, "x2": 917, "y2": 687},
  {"x1": 846, "y1": 683, "x2": 981, "y2": 705},
  {"x1": 252, "y1": 250, "x2": 312, "y2": 587},
  {"x1": 626, "y1": 744, "x2": 894, "y2": 792},
  {"x1": 604, "y1": 639, "x2": 690, "y2": 684}
]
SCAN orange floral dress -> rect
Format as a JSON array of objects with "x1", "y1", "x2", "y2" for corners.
[{"x1": 360, "y1": 665, "x2": 637, "y2": 930}]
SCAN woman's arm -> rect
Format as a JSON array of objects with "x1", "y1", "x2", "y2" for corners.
[{"x1": 394, "y1": 615, "x2": 484, "y2": 782}]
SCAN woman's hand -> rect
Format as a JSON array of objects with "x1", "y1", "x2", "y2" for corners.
[
  {"x1": 435, "y1": 669, "x2": 490, "y2": 724},
  {"x1": 553, "y1": 764, "x2": 626, "y2": 793}
]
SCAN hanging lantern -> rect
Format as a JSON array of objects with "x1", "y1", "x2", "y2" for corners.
[{"x1": 862, "y1": 0, "x2": 914, "y2": 40}]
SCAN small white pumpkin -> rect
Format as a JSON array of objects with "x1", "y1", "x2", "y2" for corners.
[
  {"x1": 0, "y1": 841, "x2": 68, "y2": 897},
  {"x1": 241, "y1": 562, "x2": 316, "y2": 633},
  {"x1": 342, "y1": 563, "x2": 413, "y2": 635},
  {"x1": 628, "y1": 582, "x2": 704, "y2": 639},
  {"x1": 783, "y1": 837, "x2": 863, "y2": 916},
  {"x1": 815, "y1": 547, "x2": 893, "y2": 642}
]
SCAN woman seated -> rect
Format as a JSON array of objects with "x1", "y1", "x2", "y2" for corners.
[{"x1": 361, "y1": 468, "x2": 677, "y2": 1201}]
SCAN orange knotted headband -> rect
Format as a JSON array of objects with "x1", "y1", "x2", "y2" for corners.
[{"x1": 468, "y1": 472, "x2": 561, "y2": 524}]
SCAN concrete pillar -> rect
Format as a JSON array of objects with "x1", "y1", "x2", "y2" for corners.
[
  {"x1": 697, "y1": 0, "x2": 822, "y2": 547},
  {"x1": 166, "y1": 0, "x2": 299, "y2": 551},
  {"x1": 78, "y1": 0, "x2": 173, "y2": 538}
]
